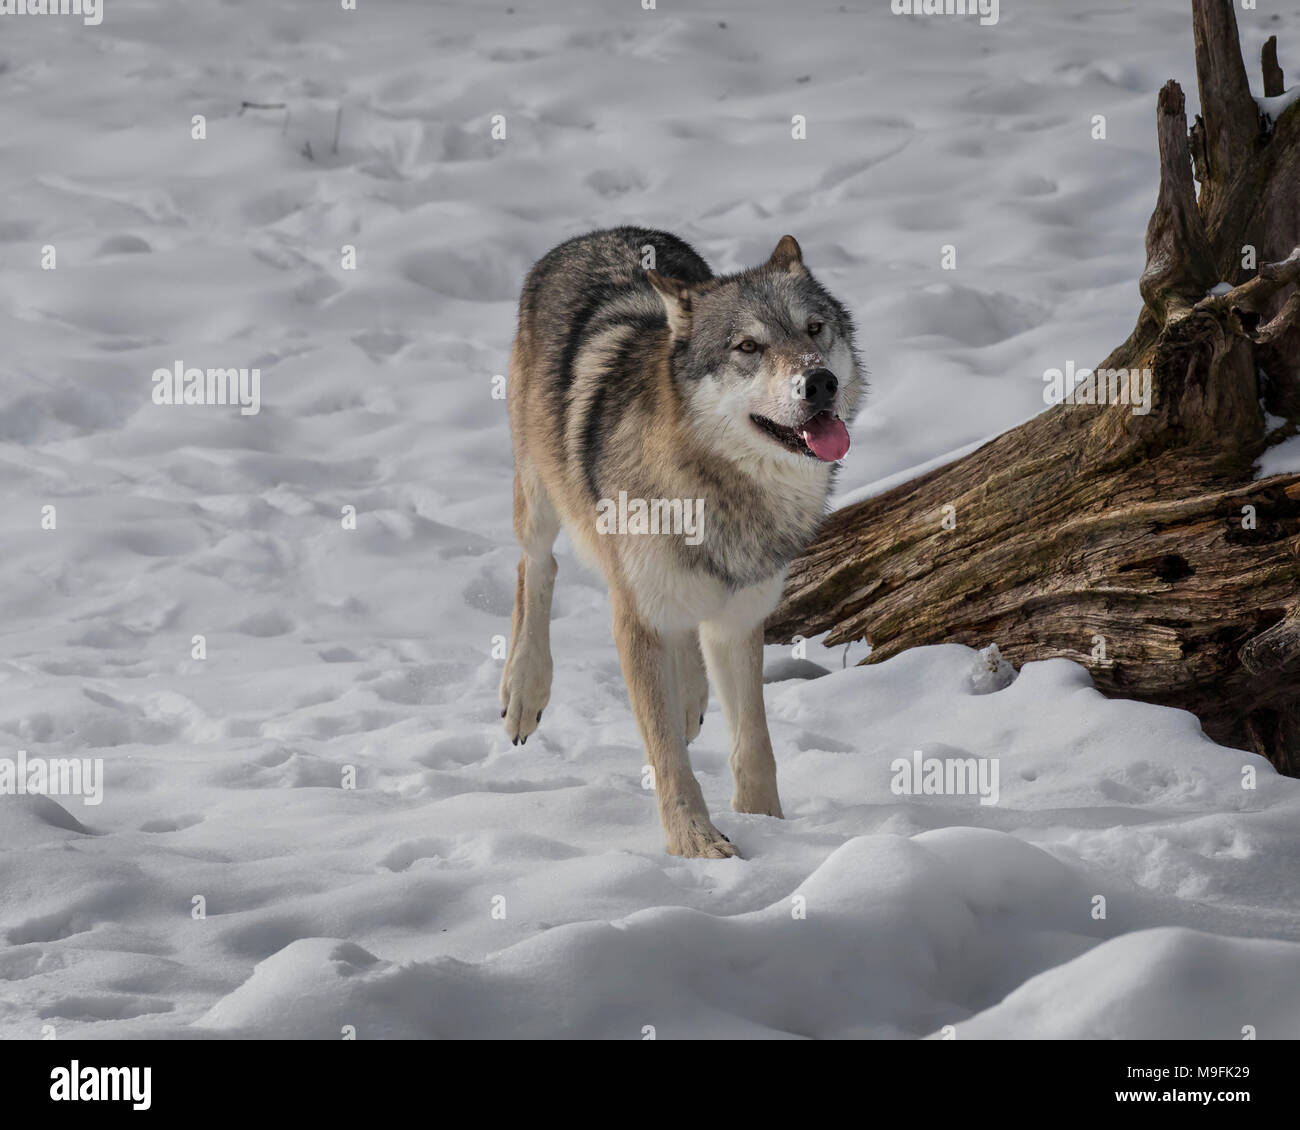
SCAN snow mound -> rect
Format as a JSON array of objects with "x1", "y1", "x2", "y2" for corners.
[{"x1": 954, "y1": 927, "x2": 1300, "y2": 1039}]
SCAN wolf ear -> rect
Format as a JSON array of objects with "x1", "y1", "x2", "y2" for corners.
[
  {"x1": 647, "y1": 270, "x2": 695, "y2": 340},
  {"x1": 765, "y1": 234, "x2": 805, "y2": 275}
]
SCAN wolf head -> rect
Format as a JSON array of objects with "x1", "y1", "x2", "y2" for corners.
[{"x1": 648, "y1": 236, "x2": 865, "y2": 470}]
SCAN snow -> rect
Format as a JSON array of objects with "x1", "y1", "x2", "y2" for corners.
[
  {"x1": 968, "y1": 642, "x2": 1017, "y2": 695},
  {"x1": 1257, "y1": 85, "x2": 1300, "y2": 126},
  {"x1": 2, "y1": 0, "x2": 1300, "y2": 1039},
  {"x1": 1258, "y1": 433, "x2": 1300, "y2": 478}
]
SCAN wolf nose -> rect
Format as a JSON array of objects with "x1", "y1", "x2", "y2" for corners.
[{"x1": 797, "y1": 368, "x2": 838, "y2": 413}]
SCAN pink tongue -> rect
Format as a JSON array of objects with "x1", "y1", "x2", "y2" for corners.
[{"x1": 800, "y1": 413, "x2": 850, "y2": 461}]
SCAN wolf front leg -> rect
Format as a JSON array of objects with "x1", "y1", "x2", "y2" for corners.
[
  {"x1": 699, "y1": 620, "x2": 783, "y2": 818},
  {"x1": 612, "y1": 599, "x2": 738, "y2": 859}
]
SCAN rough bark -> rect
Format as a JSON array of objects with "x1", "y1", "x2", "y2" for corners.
[
  {"x1": 1263, "y1": 36, "x2": 1285, "y2": 99},
  {"x1": 767, "y1": 0, "x2": 1300, "y2": 775}
]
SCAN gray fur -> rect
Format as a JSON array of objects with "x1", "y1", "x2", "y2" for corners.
[{"x1": 518, "y1": 226, "x2": 865, "y2": 588}]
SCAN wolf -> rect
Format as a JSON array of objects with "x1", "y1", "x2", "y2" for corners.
[{"x1": 502, "y1": 227, "x2": 864, "y2": 857}]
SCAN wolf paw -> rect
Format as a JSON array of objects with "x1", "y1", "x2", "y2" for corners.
[
  {"x1": 499, "y1": 649, "x2": 552, "y2": 746},
  {"x1": 664, "y1": 812, "x2": 740, "y2": 859},
  {"x1": 680, "y1": 671, "x2": 708, "y2": 746},
  {"x1": 683, "y1": 704, "x2": 706, "y2": 745},
  {"x1": 732, "y1": 789, "x2": 783, "y2": 819}
]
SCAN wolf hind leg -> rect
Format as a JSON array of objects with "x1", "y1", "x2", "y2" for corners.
[
  {"x1": 675, "y1": 630, "x2": 708, "y2": 745},
  {"x1": 500, "y1": 461, "x2": 559, "y2": 745}
]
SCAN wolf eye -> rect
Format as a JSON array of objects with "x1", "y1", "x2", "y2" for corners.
[
  {"x1": 734, "y1": 339, "x2": 761, "y2": 354},
  {"x1": 807, "y1": 319, "x2": 825, "y2": 337}
]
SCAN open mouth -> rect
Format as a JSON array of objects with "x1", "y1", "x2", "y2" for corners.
[{"x1": 749, "y1": 411, "x2": 850, "y2": 462}]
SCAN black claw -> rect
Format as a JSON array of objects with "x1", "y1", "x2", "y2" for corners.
[
  {"x1": 501, "y1": 708, "x2": 507, "y2": 718},
  {"x1": 721, "y1": 833, "x2": 731, "y2": 843},
  {"x1": 699, "y1": 713, "x2": 705, "y2": 726},
  {"x1": 512, "y1": 737, "x2": 519, "y2": 746},
  {"x1": 536, "y1": 710, "x2": 542, "y2": 723},
  {"x1": 521, "y1": 735, "x2": 528, "y2": 746}
]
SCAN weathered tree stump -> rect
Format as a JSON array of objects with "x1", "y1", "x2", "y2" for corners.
[{"x1": 767, "y1": 0, "x2": 1300, "y2": 774}]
